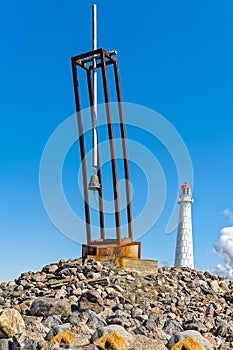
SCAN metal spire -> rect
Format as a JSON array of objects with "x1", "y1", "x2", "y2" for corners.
[{"x1": 88, "y1": 4, "x2": 101, "y2": 191}]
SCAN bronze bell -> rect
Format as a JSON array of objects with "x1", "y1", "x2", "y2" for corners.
[{"x1": 88, "y1": 174, "x2": 101, "y2": 191}]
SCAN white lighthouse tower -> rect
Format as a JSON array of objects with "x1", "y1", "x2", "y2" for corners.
[{"x1": 174, "y1": 182, "x2": 194, "y2": 268}]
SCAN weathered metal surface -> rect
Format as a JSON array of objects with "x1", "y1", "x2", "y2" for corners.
[
  {"x1": 113, "y1": 60, "x2": 133, "y2": 239},
  {"x1": 71, "y1": 58, "x2": 91, "y2": 244},
  {"x1": 100, "y1": 49, "x2": 121, "y2": 244},
  {"x1": 82, "y1": 241, "x2": 141, "y2": 259},
  {"x1": 71, "y1": 48, "x2": 135, "y2": 251}
]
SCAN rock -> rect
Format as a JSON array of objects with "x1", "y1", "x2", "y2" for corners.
[
  {"x1": 25, "y1": 319, "x2": 49, "y2": 334},
  {"x1": 83, "y1": 309, "x2": 107, "y2": 329},
  {"x1": 183, "y1": 320, "x2": 208, "y2": 333},
  {"x1": 50, "y1": 331, "x2": 75, "y2": 345},
  {"x1": 42, "y1": 264, "x2": 58, "y2": 273},
  {"x1": 0, "y1": 339, "x2": 12, "y2": 350},
  {"x1": 71, "y1": 334, "x2": 90, "y2": 347},
  {"x1": 167, "y1": 330, "x2": 214, "y2": 350},
  {"x1": 1, "y1": 259, "x2": 233, "y2": 349},
  {"x1": 79, "y1": 290, "x2": 103, "y2": 313},
  {"x1": 30, "y1": 297, "x2": 71, "y2": 317},
  {"x1": 91, "y1": 325, "x2": 133, "y2": 346},
  {"x1": 130, "y1": 334, "x2": 166, "y2": 350},
  {"x1": 0, "y1": 309, "x2": 25, "y2": 338},
  {"x1": 215, "y1": 324, "x2": 230, "y2": 337},
  {"x1": 42, "y1": 315, "x2": 62, "y2": 328},
  {"x1": 46, "y1": 323, "x2": 72, "y2": 341},
  {"x1": 163, "y1": 319, "x2": 183, "y2": 335},
  {"x1": 170, "y1": 337, "x2": 204, "y2": 350},
  {"x1": 94, "y1": 332, "x2": 128, "y2": 350},
  {"x1": 12, "y1": 333, "x2": 38, "y2": 349}
]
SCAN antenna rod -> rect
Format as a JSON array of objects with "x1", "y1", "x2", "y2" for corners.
[{"x1": 92, "y1": 4, "x2": 98, "y2": 170}]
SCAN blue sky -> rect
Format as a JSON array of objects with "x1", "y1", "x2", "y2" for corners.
[{"x1": 1, "y1": 0, "x2": 233, "y2": 281}]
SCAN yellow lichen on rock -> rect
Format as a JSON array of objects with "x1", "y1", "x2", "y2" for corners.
[
  {"x1": 170, "y1": 337, "x2": 204, "y2": 350},
  {"x1": 94, "y1": 332, "x2": 128, "y2": 350},
  {"x1": 50, "y1": 331, "x2": 75, "y2": 344}
]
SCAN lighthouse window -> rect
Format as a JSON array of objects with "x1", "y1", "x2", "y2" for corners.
[
  {"x1": 183, "y1": 189, "x2": 186, "y2": 194},
  {"x1": 187, "y1": 189, "x2": 189, "y2": 194}
]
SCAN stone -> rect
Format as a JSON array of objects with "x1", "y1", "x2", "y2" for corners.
[
  {"x1": 94, "y1": 332, "x2": 128, "y2": 350},
  {"x1": 42, "y1": 315, "x2": 62, "y2": 328},
  {"x1": 26, "y1": 319, "x2": 49, "y2": 334},
  {"x1": 183, "y1": 320, "x2": 208, "y2": 333},
  {"x1": 46, "y1": 323, "x2": 72, "y2": 341},
  {"x1": 1, "y1": 260, "x2": 233, "y2": 350},
  {"x1": 167, "y1": 330, "x2": 214, "y2": 350},
  {"x1": 12, "y1": 333, "x2": 38, "y2": 349},
  {"x1": 131, "y1": 334, "x2": 166, "y2": 350},
  {"x1": 30, "y1": 297, "x2": 71, "y2": 317},
  {"x1": 163, "y1": 319, "x2": 184, "y2": 335},
  {"x1": 83, "y1": 309, "x2": 107, "y2": 329},
  {"x1": 42, "y1": 264, "x2": 58, "y2": 273},
  {"x1": 170, "y1": 337, "x2": 204, "y2": 350},
  {"x1": 0, "y1": 339, "x2": 12, "y2": 350},
  {"x1": 79, "y1": 290, "x2": 103, "y2": 314},
  {"x1": 91, "y1": 325, "x2": 133, "y2": 346},
  {"x1": 50, "y1": 331, "x2": 75, "y2": 344},
  {"x1": 0, "y1": 309, "x2": 25, "y2": 338}
]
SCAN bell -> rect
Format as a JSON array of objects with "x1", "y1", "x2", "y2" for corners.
[{"x1": 88, "y1": 174, "x2": 101, "y2": 191}]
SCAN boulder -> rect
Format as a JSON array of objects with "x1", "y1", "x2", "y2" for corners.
[
  {"x1": 50, "y1": 331, "x2": 75, "y2": 345},
  {"x1": 91, "y1": 324, "x2": 133, "y2": 346},
  {"x1": 30, "y1": 297, "x2": 71, "y2": 317},
  {"x1": 167, "y1": 330, "x2": 214, "y2": 350},
  {"x1": 131, "y1": 334, "x2": 167, "y2": 350},
  {"x1": 0, "y1": 309, "x2": 25, "y2": 338},
  {"x1": 79, "y1": 290, "x2": 103, "y2": 314},
  {"x1": 94, "y1": 332, "x2": 128, "y2": 350}
]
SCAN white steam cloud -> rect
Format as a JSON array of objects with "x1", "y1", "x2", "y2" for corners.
[{"x1": 214, "y1": 226, "x2": 233, "y2": 280}]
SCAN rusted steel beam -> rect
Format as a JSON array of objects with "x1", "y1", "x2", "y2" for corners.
[
  {"x1": 86, "y1": 69, "x2": 105, "y2": 240},
  {"x1": 72, "y1": 48, "x2": 102, "y2": 62},
  {"x1": 75, "y1": 48, "x2": 114, "y2": 62},
  {"x1": 113, "y1": 60, "x2": 133, "y2": 241},
  {"x1": 71, "y1": 58, "x2": 92, "y2": 244},
  {"x1": 76, "y1": 61, "x2": 90, "y2": 71},
  {"x1": 88, "y1": 60, "x2": 112, "y2": 71},
  {"x1": 81, "y1": 54, "x2": 101, "y2": 64},
  {"x1": 100, "y1": 49, "x2": 121, "y2": 245}
]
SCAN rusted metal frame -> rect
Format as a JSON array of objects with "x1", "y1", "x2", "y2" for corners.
[
  {"x1": 81, "y1": 54, "x2": 101, "y2": 64},
  {"x1": 71, "y1": 58, "x2": 92, "y2": 244},
  {"x1": 88, "y1": 60, "x2": 112, "y2": 71},
  {"x1": 72, "y1": 48, "x2": 102, "y2": 62},
  {"x1": 76, "y1": 57, "x2": 112, "y2": 71},
  {"x1": 86, "y1": 69, "x2": 106, "y2": 240},
  {"x1": 104, "y1": 50, "x2": 116, "y2": 62},
  {"x1": 100, "y1": 49, "x2": 121, "y2": 245},
  {"x1": 113, "y1": 60, "x2": 133, "y2": 241},
  {"x1": 76, "y1": 61, "x2": 90, "y2": 71}
]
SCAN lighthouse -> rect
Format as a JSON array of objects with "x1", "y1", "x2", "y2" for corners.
[{"x1": 174, "y1": 182, "x2": 194, "y2": 268}]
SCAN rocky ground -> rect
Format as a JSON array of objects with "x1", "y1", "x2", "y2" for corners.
[{"x1": 0, "y1": 257, "x2": 233, "y2": 349}]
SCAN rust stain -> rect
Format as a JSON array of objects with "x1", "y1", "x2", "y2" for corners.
[{"x1": 82, "y1": 242, "x2": 141, "y2": 260}]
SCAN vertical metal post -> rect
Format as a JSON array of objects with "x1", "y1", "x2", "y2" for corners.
[
  {"x1": 113, "y1": 60, "x2": 133, "y2": 240},
  {"x1": 100, "y1": 49, "x2": 121, "y2": 245},
  {"x1": 86, "y1": 69, "x2": 105, "y2": 240},
  {"x1": 92, "y1": 4, "x2": 98, "y2": 170},
  {"x1": 71, "y1": 58, "x2": 92, "y2": 244}
]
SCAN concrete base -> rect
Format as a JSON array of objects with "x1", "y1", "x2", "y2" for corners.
[
  {"x1": 85, "y1": 255, "x2": 158, "y2": 275},
  {"x1": 118, "y1": 257, "x2": 158, "y2": 275}
]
